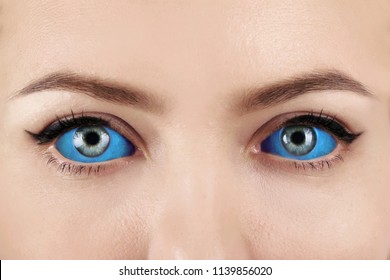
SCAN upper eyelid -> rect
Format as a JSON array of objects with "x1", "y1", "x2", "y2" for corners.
[
  {"x1": 26, "y1": 112, "x2": 148, "y2": 155},
  {"x1": 282, "y1": 115, "x2": 345, "y2": 133},
  {"x1": 246, "y1": 112, "x2": 361, "y2": 173},
  {"x1": 281, "y1": 115, "x2": 361, "y2": 143},
  {"x1": 248, "y1": 111, "x2": 360, "y2": 149},
  {"x1": 27, "y1": 115, "x2": 108, "y2": 143},
  {"x1": 29, "y1": 111, "x2": 358, "y2": 154},
  {"x1": 27, "y1": 116, "x2": 108, "y2": 144}
]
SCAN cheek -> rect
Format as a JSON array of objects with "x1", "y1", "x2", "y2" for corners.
[
  {"x1": 0, "y1": 168, "x2": 153, "y2": 258},
  {"x1": 241, "y1": 171, "x2": 390, "y2": 259}
]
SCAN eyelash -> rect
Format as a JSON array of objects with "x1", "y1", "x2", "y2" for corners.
[
  {"x1": 26, "y1": 112, "x2": 108, "y2": 144},
  {"x1": 26, "y1": 112, "x2": 139, "y2": 176},
  {"x1": 253, "y1": 110, "x2": 361, "y2": 171},
  {"x1": 279, "y1": 110, "x2": 360, "y2": 143},
  {"x1": 27, "y1": 110, "x2": 361, "y2": 176},
  {"x1": 45, "y1": 155, "x2": 106, "y2": 176}
]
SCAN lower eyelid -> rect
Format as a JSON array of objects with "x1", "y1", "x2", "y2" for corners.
[
  {"x1": 246, "y1": 112, "x2": 360, "y2": 173},
  {"x1": 26, "y1": 112, "x2": 149, "y2": 175},
  {"x1": 249, "y1": 112, "x2": 359, "y2": 142},
  {"x1": 249, "y1": 151, "x2": 346, "y2": 177},
  {"x1": 41, "y1": 146, "x2": 142, "y2": 178},
  {"x1": 31, "y1": 110, "x2": 358, "y2": 176},
  {"x1": 249, "y1": 139, "x2": 348, "y2": 174}
]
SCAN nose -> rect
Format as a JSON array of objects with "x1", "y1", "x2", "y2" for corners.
[
  {"x1": 146, "y1": 137, "x2": 252, "y2": 259},
  {"x1": 147, "y1": 191, "x2": 252, "y2": 259}
]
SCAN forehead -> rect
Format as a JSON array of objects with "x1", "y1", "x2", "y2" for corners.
[{"x1": 1, "y1": 0, "x2": 389, "y2": 99}]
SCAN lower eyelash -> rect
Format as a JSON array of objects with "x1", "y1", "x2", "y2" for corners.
[
  {"x1": 250, "y1": 109, "x2": 363, "y2": 173},
  {"x1": 45, "y1": 154, "x2": 105, "y2": 176},
  {"x1": 292, "y1": 154, "x2": 344, "y2": 171}
]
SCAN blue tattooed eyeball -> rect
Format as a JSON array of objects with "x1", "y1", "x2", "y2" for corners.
[
  {"x1": 261, "y1": 126, "x2": 337, "y2": 160},
  {"x1": 55, "y1": 126, "x2": 135, "y2": 163}
]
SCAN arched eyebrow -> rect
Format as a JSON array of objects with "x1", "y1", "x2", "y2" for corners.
[
  {"x1": 12, "y1": 71, "x2": 166, "y2": 115},
  {"x1": 12, "y1": 69, "x2": 372, "y2": 116},
  {"x1": 234, "y1": 70, "x2": 373, "y2": 114}
]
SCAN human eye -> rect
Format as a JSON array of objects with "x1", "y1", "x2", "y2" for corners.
[
  {"x1": 252, "y1": 111, "x2": 362, "y2": 171},
  {"x1": 26, "y1": 112, "x2": 143, "y2": 176},
  {"x1": 261, "y1": 124, "x2": 337, "y2": 161},
  {"x1": 56, "y1": 125, "x2": 134, "y2": 163}
]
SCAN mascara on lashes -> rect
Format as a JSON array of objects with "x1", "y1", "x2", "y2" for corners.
[
  {"x1": 26, "y1": 115, "x2": 109, "y2": 144},
  {"x1": 281, "y1": 113, "x2": 361, "y2": 143}
]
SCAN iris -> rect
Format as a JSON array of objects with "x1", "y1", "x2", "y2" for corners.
[
  {"x1": 261, "y1": 126, "x2": 337, "y2": 160},
  {"x1": 55, "y1": 126, "x2": 135, "y2": 163}
]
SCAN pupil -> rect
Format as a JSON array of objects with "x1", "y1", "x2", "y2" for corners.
[
  {"x1": 291, "y1": 131, "x2": 305, "y2": 145},
  {"x1": 84, "y1": 132, "x2": 100, "y2": 146}
]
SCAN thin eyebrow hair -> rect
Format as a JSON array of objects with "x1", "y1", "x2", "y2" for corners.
[
  {"x1": 12, "y1": 71, "x2": 165, "y2": 114},
  {"x1": 235, "y1": 70, "x2": 373, "y2": 114}
]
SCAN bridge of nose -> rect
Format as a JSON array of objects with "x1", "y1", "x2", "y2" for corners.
[{"x1": 144, "y1": 126, "x2": 251, "y2": 259}]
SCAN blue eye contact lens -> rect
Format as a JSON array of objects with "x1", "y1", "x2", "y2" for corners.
[
  {"x1": 261, "y1": 126, "x2": 337, "y2": 160},
  {"x1": 55, "y1": 126, "x2": 135, "y2": 163}
]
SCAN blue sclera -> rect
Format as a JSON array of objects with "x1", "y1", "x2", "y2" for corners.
[
  {"x1": 55, "y1": 126, "x2": 135, "y2": 163},
  {"x1": 261, "y1": 127, "x2": 337, "y2": 160}
]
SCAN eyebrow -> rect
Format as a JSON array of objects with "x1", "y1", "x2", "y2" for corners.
[
  {"x1": 235, "y1": 70, "x2": 372, "y2": 114},
  {"x1": 13, "y1": 69, "x2": 372, "y2": 116},
  {"x1": 13, "y1": 72, "x2": 165, "y2": 114}
]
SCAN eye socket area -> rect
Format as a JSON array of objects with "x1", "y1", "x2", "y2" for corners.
[{"x1": 55, "y1": 125, "x2": 136, "y2": 163}]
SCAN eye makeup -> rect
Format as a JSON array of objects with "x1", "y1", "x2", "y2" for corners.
[
  {"x1": 26, "y1": 109, "x2": 362, "y2": 177},
  {"x1": 280, "y1": 111, "x2": 361, "y2": 144},
  {"x1": 25, "y1": 112, "x2": 145, "y2": 177},
  {"x1": 26, "y1": 113, "x2": 109, "y2": 145},
  {"x1": 249, "y1": 110, "x2": 363, "y2": 172}
]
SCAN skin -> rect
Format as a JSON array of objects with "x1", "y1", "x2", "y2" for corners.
[{"x1": 0, "y1": 0, "x2": 389, "y2": 259}]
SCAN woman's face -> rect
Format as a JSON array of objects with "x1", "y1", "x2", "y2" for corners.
[{"x1": 0, "y1": 0, "x2": 389, "y2": 259}]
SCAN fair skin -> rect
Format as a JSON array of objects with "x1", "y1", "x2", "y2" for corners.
[{"x1": 0, "y1": 0, "x2": 389, "y2": 259}]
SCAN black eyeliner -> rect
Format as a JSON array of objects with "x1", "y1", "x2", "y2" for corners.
[
  {"x1": 26, "y1": 114, "x2": 109, "y2": 145},
  {"x1": 283, "y1": 111, "x2": 362, "y2": 143}
]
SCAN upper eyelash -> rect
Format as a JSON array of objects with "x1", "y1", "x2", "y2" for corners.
[
  {"x1": 26, "y1": 113, "x2": 109, "y2": 144},
  {"x1": 28, "y1": 110, "x2": 360, "y2": 146},
  {"x1": 279, "y1": 110, "x2": 361, "y2": 143},
  {"x1": 25, "y1": 110, "x2": 359, "y2": 175}
]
